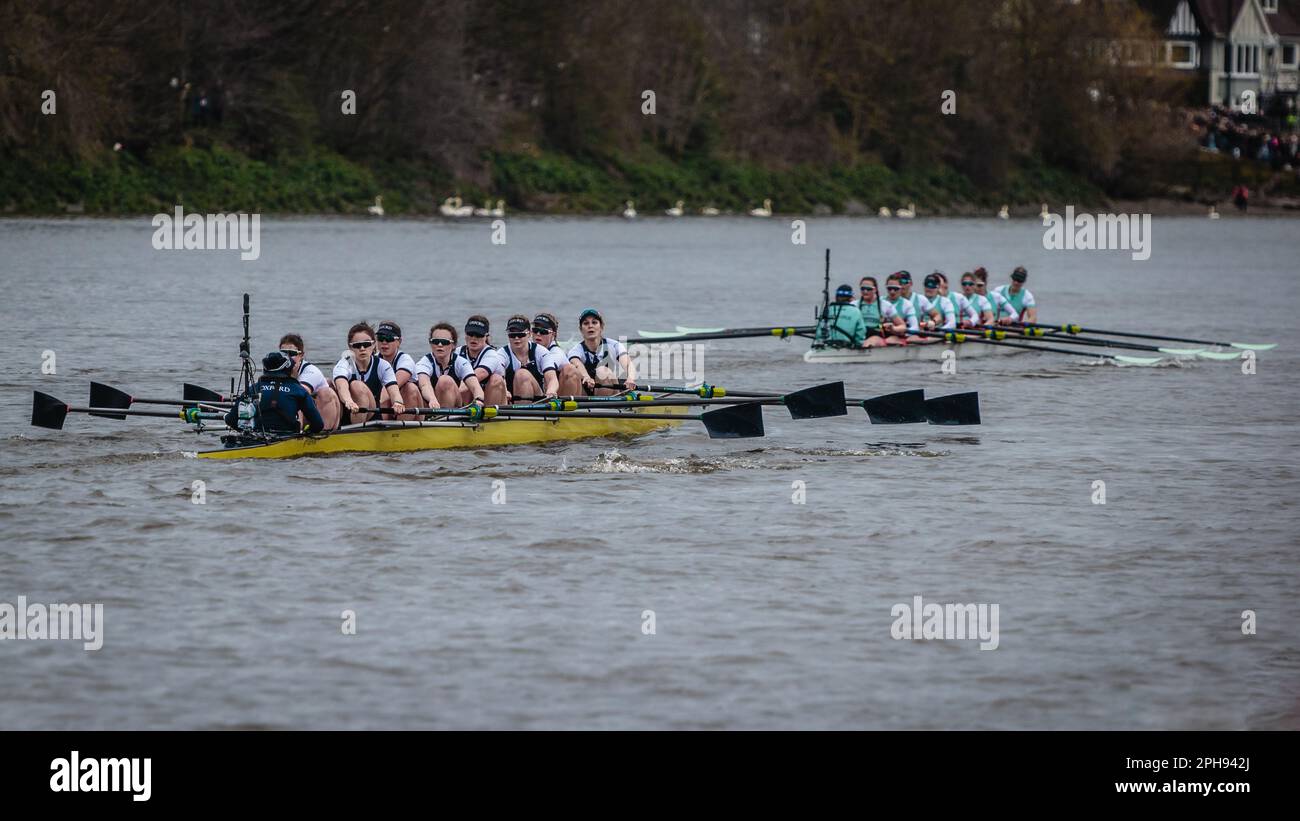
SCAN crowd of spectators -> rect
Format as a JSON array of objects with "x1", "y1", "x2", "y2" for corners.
[{"x1": 1188, "y1": 105, "x2": 1300, "y2": 169}]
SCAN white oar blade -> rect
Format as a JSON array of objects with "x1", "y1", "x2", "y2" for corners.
[
  {"x1": 1196, "y1": 350, "x2": 1244, "y2": 361},
  {"x1": 1158, "y1": 347, "x2": 1204, "y2": 357},
  {"x1": 1114, "y1": 355, "x2": 1164, "y2": 366},
  {"x1": 1230, "y1": 342, "x2": 1276, "y2": 351},
  {"x1": 635, "y1": 330, "x2": 686, "y2": 339},
  {"x1": 676, "y1": 325, "x2": 726, "y2": 334}
]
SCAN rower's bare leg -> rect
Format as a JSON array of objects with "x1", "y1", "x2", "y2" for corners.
[
  {"x1": 864, "y1": 335, "x2": 886, "y2": 348},
  {"x1": 512, "y1": 371, "x2": 542, "y2": 401},
  {"x1": 348, "y1": 381, "x2": 374, "y2": 423},
  {"x1": 435, "y1": 376, "x2": 460, "y2": 408},
  {"x1": 399, "y1": 382, "x2": 421, "y2": 420},
  {"x1": 593, "y1": 365, "x2": 619, "y2": 396},
  {"x1": 559, "y1": 363, "x2": 584, "y2": 397},
  {"x1": 482, "y1": 374, "x2": 508, "y2": 406},
  {"x1": 314, "y1": 387, "x2": 340, "y2": 430}
]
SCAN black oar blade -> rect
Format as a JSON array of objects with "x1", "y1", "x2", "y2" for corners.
[
  {"x1": 184, "y1": 383, "x2": 226, "y2": 402},
  {"x1": 32, "y1": 391, "x2": 70, "y2": 430},
  {"x1": 89, "y1": 381, "x2": 131, "y2": 419},
  {"x1": 862, "y1": 389, "x2": 927, "y2": 424},
  {"x1": 700, "y1": 403, "x2": 765, "y2": 438},
  {"x1": 783, "y1": 381, "x2": 847, "y2": 419},
  {"x1": 924, "y1": 392, "x2": 981, "y2": 425}
]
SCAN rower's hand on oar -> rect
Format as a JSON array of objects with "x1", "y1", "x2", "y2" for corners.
[
  {"x1": 624, "y1": 380, "x2": 636, "y2": 391},
  {"x1": 582, "y1": 375, "x2": 596, "y2": 391},
  {"x1": 392, "y1": 400, "x2": 406, "y2": 415},
  {"x1": 343, "y1": 397, "x2": 360, "y2": 414}
]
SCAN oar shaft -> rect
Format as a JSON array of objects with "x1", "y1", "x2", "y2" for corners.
[
  {"x1": 980, "y1": 326, "x2": 1165, "y2": 352},
  {"x1": 1023, "y1": 321, "x2": 1228, "y2": 347},
  {"x1": 71, "y1": 405, "x2": 225, "y2": 421},
  {"x1": 914, "y1": 330, "x2": 1125, "y2": 359},
  {"x1": 625, "y1": 326, "x2": 814, "y2": 344}
]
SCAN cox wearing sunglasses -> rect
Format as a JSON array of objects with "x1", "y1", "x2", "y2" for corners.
[{"x1": 331, "y1": 322, "x2": 406, "y2": 423}]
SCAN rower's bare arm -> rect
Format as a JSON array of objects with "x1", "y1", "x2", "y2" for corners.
[
  {"x1": 417, "y1": 373, "x2": 437, "y2": 407},
  {"x1": 543, "y1": 369, "x2": 559, "y2": 398},
  {"x1": 386, "y1": 383, "x2": 405, "y2": 412},
  {"x1": 620, "y1": 353, "x2": 636, "y2": 386},
  {"x1": 465, "y1": 374, "x2": 485, "y2": 404},
  {"x1": 334, "y1": 377, "x2": 358, "y2": 412}
]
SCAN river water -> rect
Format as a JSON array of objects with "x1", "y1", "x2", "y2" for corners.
[{"x1": 1, "y1": 214, "x2": 1297, "y2": 729}]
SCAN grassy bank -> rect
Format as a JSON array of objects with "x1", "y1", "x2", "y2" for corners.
[{"x1": 0, "y1": 141, "x2": 1143, "y2": 218}]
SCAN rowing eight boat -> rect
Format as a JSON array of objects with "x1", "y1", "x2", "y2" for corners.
[{"x1": 195, "y1": 402, "x2": 688, "y2": 459}]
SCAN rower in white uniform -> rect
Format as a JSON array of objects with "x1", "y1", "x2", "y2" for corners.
[
  {"x1": 561, "y1": 308, "x2": 636, "y2": 396},
  {"x1": 414, "y1": 322, "x2": 484, "y2": 410},
  {"x1": 501, "y1": 314, "x2": 560, "y2": 400},
  {"x1": 995, "y1": 266, "x2": 1037, "y2": 324},
  {"x1": 922, "y1": 273, "x2": 958, "y2": 330},
  {"x1": 896, "y1": 270, "x2": 941, "y2": 331},
  {"x1": 935, "y1": 272, "x2": 980, "y2": 328},
  {"x1": 959, "y1": 273, "x2": 995, "y2": 326},
  {"x1": 883, "y1": 273, "x2": 924, "y2": 341},
  {"x1": 376, "y1": 320, "x2": 419, "y2": 420},
  {"x1": 529, "y1": 312, "x2": 568, "y2": 371},
  {"x1": 332, "y1": 321, "x2": 405, "y2": 423},
  {"x1": 972, "y1": 267, "x2": 1019, "y2": 325},
  {"x1": 279, "y1": 333, "x2": 340, "y2": 430},
  {"x1": 456, "y1": 315, "x2": 508, "y2": 406}
]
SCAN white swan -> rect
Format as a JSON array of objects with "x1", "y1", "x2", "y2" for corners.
[
  {"x1": 665, "y1": 200, "x2": 684, "y2": 217},
  {"x1": 878, "y1": 206, "x2": 892, "y2": 218},
  {"x1": 1208, "y1": 205, "x2": 1220, "y2": 219},
  {"x1": 473, "y1": 200, "x2": 493, "y2": 217},
  {"x1": 1039, "y1": 203, "x2": 1050, "y2": 224},
  {"x1": 700, "y1": 205, "x2": 719, "y2": 216},
  {"x1": 367, "y1": 195, "x2": 384, "y2": 217},
  {"x1": 491, "y1": 199, "x2": 505, "y2": 217},
  {"x1": 895, "y1": 203, "x2": 916, "y2": 219},
  {"x1": 997, "y1": 204, "x2": 1009, "y2": 220},
  {"x1": 749, "y1": 198, "x2": 772, "y2": 217},
  {"x1": 622, "y1": 200, "x2": 637, "y2": 219},
  {"x1": 438, "y1": 197, "x2": 458, "y2": 217},
  {"x1": 451, "y1": 196, "x2": 475, "y2": 217}
]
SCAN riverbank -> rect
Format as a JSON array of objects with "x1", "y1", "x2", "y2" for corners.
[{"x1": 4, "y1": 142, "x2": 1296, "y2": 218}]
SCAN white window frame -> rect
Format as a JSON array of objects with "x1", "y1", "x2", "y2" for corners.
[
  {"x1": 1233, "y1": 43, "x2": 1261, "y2": 77},
  {"x1": 1167, "y1": 41, "x2": 1198, "y2": 69}
]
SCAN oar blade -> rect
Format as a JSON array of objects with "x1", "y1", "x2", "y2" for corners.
[
  {"x1": 183, "y1": 383, "x2": 227, "y2": 402},
  {"x1": 700, "y1": 403, "x2": 765, "y2": 438},
  {"x1": 924, "y1": 392, "x2": 981, "y2": 426},
  {"x1": 32, "y1": 391, "x2": 70, "y2": 430},
  {"x1": 1158, "y1": 348, "x2": 1204, "y2": 357},
  {"x1": 1114, "y1": 355, "x2": 1165, "y2": 366},
  {"x1": 89, "y1": 381, "x2": 131, "y2": 419},
  {"x1": 783, "y1": 381, "x2": 847, "y2": 419},
  {"x1": 1230, "y1": 342, "x2": 1276, "y2": 351},
  {"x1": 862, "y1": 389, "x2": 927, "y2": 424},
  {"x1": 1196, "y1": 350, "x2": 1243, "y2": 361}
]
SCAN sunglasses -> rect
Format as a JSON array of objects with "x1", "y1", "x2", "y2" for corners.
[
  {"x1": 279, "y1": 349, "x2": 302, "y2": 357},
  {"x1": 860, "y1": 286, "x2": 875, "y2": 292},
  {"x1": 349, "y1": 340, "x2": 374, "y2": 350},
  {"x1": 886, "y1": 286, "x2": 901, "y2": 292},
  {"x1": 429, "y1": 338, "x2": 453, "y2": 346},
  {"x1": 531, "y1": 327, "x2": 552, "y2": 335},
  {"x1": 507, "y1": 332, "x2": 528, "y2": 339},
  {"x1": 961, "y1": 281, "x2": 976, "y2": 287},
  {"x1": 465, "y1": 332, "x2": 485, "y2": 339},
  {"x1": 376, "y1": 334, "x2": 398, "y2": 342}
]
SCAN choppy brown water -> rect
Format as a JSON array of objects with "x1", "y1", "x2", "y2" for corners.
[{"x1": 1, "y1": 215, "x2": 1298, "y2": 728}]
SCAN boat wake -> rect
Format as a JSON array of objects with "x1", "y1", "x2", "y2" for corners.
[{"x1": 568, "y1": 449, "x2": 771, "y2": 474}]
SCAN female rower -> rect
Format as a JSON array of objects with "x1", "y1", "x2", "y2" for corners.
[
  {"x1": 332, "y1": 322, "x2": 405, "y2": 424},
  {"x1": 856, "y1": 276, "x2": 908, "y2": 346},
  {"x1": 896, "y1": 270, "x2": 941, "y2": 331},
  {"x1": 935, "y1": 272, "x2": 980, "y2": 328},
  {"x1": 279, "y1": 333, "x2": 340, "y2": 430},
  {"x1": 530, "y1": 312, "x2": 568, "y2": 372},
  {"x1": 883, "y1": 274, "x2": 925, "y2": 341},
  {"x1": 561, "y1": 308, "x2": 635, "y2": 396},
  {"x1": 501, "y1": 314, "x2": 559, "y2": 400},
  {"x1": 415, "y1": 322, "x2": 483, "y2": 410},
  {"x1": 959, "y1": 273, "x2": 995, "y2": 326},
  {"x1": 375, "y1": 320, "x2": 420, "y2": 420},
  {"x1": 456, "y1": 315, "x2": 508, "y2": 405},
  {"x1": 996, "y1": 266, "x2": 1037, "y2": 324},
  {"x1": 972, "y1": 267, "x2": 1019, "y2": 325}
]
